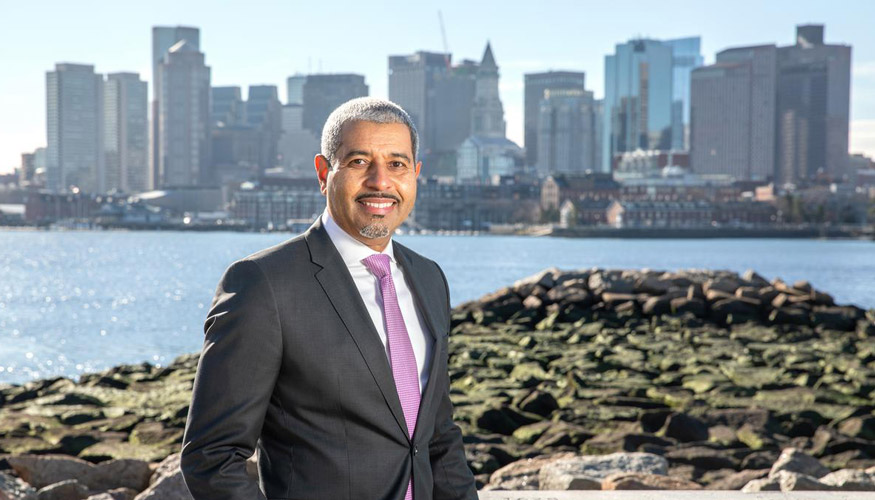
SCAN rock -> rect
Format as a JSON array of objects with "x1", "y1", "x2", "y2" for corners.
[
  {"x1": 0, "y1": 471, "x2": 38, "y2": 500},
  {"x1": 131, "y1": 471, "x2": 191, "y2": 500},
  {"x1": 775, "y1": 470, "x2": 837, "y2": 491},
  {"x1": 486, "y1": 453, "x2": 576, "y2": 491},
  {"x1": 35, "y1": 480, "x2": 89, "y2": 500},
  {"x1": 538, "y1": 472, "x2": 600, "y2": 491},
  {"x1": 770, "y1": 447, "x2": 830, "y2": 479},
  {"x1": 703, "y1": 278, "x2": 740, "y2": 295},
  {"x1": 588, "y1": 273, "x2": 635, "y2": 295},
  {"x1": 87, "y1": 460, "x2": 151, "y2": 491},
  {"x1": 642, "y1": 296, "x2": 672, "y2": 316},
  {"x1": 537, "y1": 453, "x2": 669, "y2": 490},
  {"x1": 710, "y1": 297, "x2": 760, "y2": 324},
  {"x1": 741, "y1": 476, "x2": 781, "y2": 492},
  {"x1": 670, "y1": 297, "x2": 705, "y2": 317},
  {"x1": 602, "y1": 472, "x2": 703, "y2": 490},
  {"x1": 516, "y1": 391, "x2": 558, "y2": 418},
  {"x1": 659, "y1": 413, "x2": 709, "y2": 443},
  {"x1": 819, "y1": 469, "x2": 875, "y2": 491},
  {"x1": 664, "y1": 446, "x2": 737, "y2": 471},
  {"x1": 838, "y1": 416, "x2": 875, "y2": 441},
  {"x1": 83, "y1": 489, "x2": 137, "y2": 500},
  {"x1": 742, "y1": 270, "x2": 770, "y2": 287},
  {"x1": 706, "y1": 469, "x2": 769, "y2": 490},
  {"x1": 7, "y1": 455, "x2": 92, "y2": 489},
  {"x1": 768, "y1": 307, "x2": 810, "y2": 326},
  {"x1": 812, "y1": 306, "x2": 859, "y2": 331}
]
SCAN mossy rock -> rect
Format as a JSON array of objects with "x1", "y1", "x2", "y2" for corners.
[{"x1": 78, "y1": 440, "x2": 173, "y2": 463}]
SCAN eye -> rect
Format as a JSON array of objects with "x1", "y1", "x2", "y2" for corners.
[
  {"x1": 348, "y1": 158, "x2": 368, "y2": 167},
  {"x1": 389, "y1": 161, "x2": 407, "y2": 169}
]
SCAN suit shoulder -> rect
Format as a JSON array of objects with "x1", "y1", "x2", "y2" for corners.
[
  {"x1": 236, "y1": 232, "x2": 309, "y2": 273},
  {"x1": 393, "y1": 240, "x2": 441, "y2": 272}
]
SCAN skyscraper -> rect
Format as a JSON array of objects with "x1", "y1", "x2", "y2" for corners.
[
  {"x1": 156, "y1": 40, "x2": 211, "y2": 187},
  {"x1": 286, "y1": 74, "x2": 306, "y2": 106},
  {"x1": 301, "y1": 74, "x2": 368, "y2": 135},
  {"x1": 776, "y1": 25, "x2": 851, "y2": 184},
  {"x1": 104, "y1": 72, "x2": 149, "y2": 192},
  {"x1": 664, "y1": 37, "x2": 704, "y2": 150},
  {"x1": 603, "y1": 39, "x2": 674, "y2": 172},
  {"x1": 211, "y1": 86, "x2": 244, "y2": 127},
  {"x1": 537, "y1": 88, "x2": 599, "y2": 175},
  {"x1": 524, "y1": 71, "x2": 586, "y2": 167},
  {"x1": 246, "y1": 85, "x2": 282, "y2": 171},
  {"x1": 388, "y1": 51, "x2": 450, "y2": 157},
  {"x1": 46, "y1": 63, "x2": 103, "y2": 193},
  {"x1": 470, "y1": 42, "x2": 506, "y2": 138},
  {"x1": 690, "y1": 44, "x2": 777, "y2": 181},
  {"x1": 151, "y1": 26, "x2": 200, "y2": 188}
]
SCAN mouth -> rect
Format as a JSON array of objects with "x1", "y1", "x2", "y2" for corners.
[{"x1": 357, "y1": 196, "x2": 399, "y2": 216}]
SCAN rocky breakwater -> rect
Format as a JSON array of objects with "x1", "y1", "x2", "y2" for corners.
[
  {"x1": 0, "y1": 267, "x2": 874, "y2": 496},
  {"x1": 449, "y1": 267, "x2": 875, "y2": 491}
]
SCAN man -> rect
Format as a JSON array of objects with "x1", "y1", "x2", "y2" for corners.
[{"x1": 180, "y1": 97, "x2": 478, "y2": 500}]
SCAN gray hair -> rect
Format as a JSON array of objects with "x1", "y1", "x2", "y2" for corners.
[{"x1": 320, "y1": 97, "x2": 419, "y2": 168}]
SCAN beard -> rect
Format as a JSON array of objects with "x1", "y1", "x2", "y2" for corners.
[{"x1": 359, "y1": 216, "x2": 390, "y2": 239}]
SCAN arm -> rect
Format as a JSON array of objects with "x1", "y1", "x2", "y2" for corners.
[
  {"x1": 180, "y1": 259, "x2": 282, "y2": 500},
  {"x1": 430, "y1": 263, "x2": 478, "y2": 500}
]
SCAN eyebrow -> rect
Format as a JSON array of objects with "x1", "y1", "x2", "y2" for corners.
[{"x1": 341, "y1": 150, "x2": 412, "y2": 163}]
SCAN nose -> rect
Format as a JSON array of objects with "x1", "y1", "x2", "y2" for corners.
[{"x1": 365, "y1": 160, "x2": 392, "y2": 191}]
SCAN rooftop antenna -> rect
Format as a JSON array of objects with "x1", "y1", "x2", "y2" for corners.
[{"x1": 438, "y1": 10, "x2": 451, "y2": 71}]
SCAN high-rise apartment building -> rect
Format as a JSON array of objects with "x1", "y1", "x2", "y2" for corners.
[
  {"x1": 104, "y1": 72, "x2": 149, "y2": 192},
  {"x1": 246, "y1": 85, "x2": 282, "y2": 171},
  {"x1": 664, "y1": 37, "x2": 704, "y2": 150},
  {"x1": 691, "y1": 45, "x2": 777, "y2": 181},
  {"x1": 524, "y1": 71, "x2": 586, "y2": 167},
  {"x1": 46, "y1": 63, "x2": 103, "y2": 193},
  {"x1": 156, "y1": 40, "x2": 211, "y2": 187},
  {"x1": 537, "y1": 89, "x2": 599, "y2": 175},
  {"x1": 776, "y1": 25, "x2": 851, "y2": 184},
  {"x1": 602, "y1": 39, "x2": 674, "y2": 172},
  {"x1": 151, "y1": 26, "x2": 200, "y2": 188},
  {"x1": 301, "y1": 74, "x2": 368, "y2": 135}
]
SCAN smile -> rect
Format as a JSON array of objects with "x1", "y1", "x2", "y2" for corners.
[{"x1": 361, "y1": 201, "x2": 395, "y2": 208}]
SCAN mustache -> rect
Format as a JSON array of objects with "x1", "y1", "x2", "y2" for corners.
[{"x1": 355, "y1": 192, "x2": 400, "y2": 203}]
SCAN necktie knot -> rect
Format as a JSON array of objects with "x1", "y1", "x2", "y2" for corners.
[{"x1": 362, "y1": 253, "x2": 391, "y2": 279}]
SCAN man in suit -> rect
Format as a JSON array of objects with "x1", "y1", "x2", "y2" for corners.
[{"x1": 180, "y1": 97, "x2": 478, "y2": 500}]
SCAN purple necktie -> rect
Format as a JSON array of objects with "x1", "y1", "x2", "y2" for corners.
[{"x1": 362, "y1": 253, "x2": 419, "y2": 500}]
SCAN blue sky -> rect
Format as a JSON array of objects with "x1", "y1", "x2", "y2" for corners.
[{"x1": 2, "y1": 0, "x2": 874, "y2": 173}]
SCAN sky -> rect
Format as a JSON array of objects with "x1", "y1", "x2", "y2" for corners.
[{"x1": 2, "y1": 0, "x2": 874, "y2": 174}]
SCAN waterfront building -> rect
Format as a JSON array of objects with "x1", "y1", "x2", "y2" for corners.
[
  {"x1": 156, "y1": 40, "x2": 211, "y2": 187},
  {"x1": 301, "y1": 74, "x2": 368, "y2": 135},
  {"x1": 606, "y1": 199, "x2": 775, "y2": 228},
  {"x1": 19, "y1": 153, "x2": 35, "y2": 186},
  {"x1": 230, "y1": 177, "x2": 324, "y2": 229},
  {"x1": 776, "y1": 25, "x2": 851, "y2": 185},
  {"x1": 540, "y1": 173, "x2": 620, "y2": 211},
  {"x1": 536, "y1": 88, "x2": 599, "y2": 176},
  {"x1": 103, "y1": 72, "x2": 149, "y2": 193},
  {"x1": 211, "y1": 86, "x2": 244, "y2": 127},
  {"x1": 151, "y1": 26, "x2": 200, "y2": 189},
  {"x1": 46, "y1": 63, "x2": 104, "y2": 193},
  {"x1": 524, "y1": 71, "x2": 586, "y2": 168},
  {"x1": 691, "y1": 45, "x2": 777, "y2": 182},
  {"x1": 456, "y1": 136, "x2": 524, "y2": 184},
  {"x1": 414, "y1": 177, "x2": 540, "y2": 231},
  {"x1": 602, "y1": 38, "x2": 674, "y2": 172}
]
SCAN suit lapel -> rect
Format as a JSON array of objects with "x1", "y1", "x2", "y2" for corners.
[
  {"x1": 393, "y1": 243, "x2": 444, "y2": 443},
  {"x1": 305, "y1": 219, "x2": 410, "y2": 441}
]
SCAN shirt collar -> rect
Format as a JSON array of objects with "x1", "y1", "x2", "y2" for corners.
[{"x1": 322, "y1": 210, "x2": 396, "y2": 267}]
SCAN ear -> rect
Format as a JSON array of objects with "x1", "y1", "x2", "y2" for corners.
[
  {"x1": 414, "y1": 160, "x2": 422, "y2": 179},
  {"x1": 315, "y1": 155, "x2": 331, "y2": 195}
]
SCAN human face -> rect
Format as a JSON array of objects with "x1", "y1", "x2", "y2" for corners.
[{"x1": 315, "y1": 121, "x2": 421, "y2": 251}]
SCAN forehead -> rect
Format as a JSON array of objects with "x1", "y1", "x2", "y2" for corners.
[{"x1": 338, "y1": 121, "x2": 413, "y2": 156}]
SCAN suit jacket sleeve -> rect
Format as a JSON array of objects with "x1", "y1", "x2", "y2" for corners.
[
  {"x1": 180, "y1": 259, "x2": 282, "y2": 499},
  {"x1": 429, "y1": 262, "x2": 478, "y2": 500}
]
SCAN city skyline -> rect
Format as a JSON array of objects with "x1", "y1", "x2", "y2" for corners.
[{"x1": 2, "y1": 0, "x2": 875, "y2": 174}]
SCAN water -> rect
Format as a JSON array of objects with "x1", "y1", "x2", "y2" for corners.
[{"x1": 0, "y1": 229, "x2": 873, "y2": 384}]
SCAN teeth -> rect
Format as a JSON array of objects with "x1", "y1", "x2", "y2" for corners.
[{"x1": 362, "y1": 201, "x2": 394, "y2": 208}]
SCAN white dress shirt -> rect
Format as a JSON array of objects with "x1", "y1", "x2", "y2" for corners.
[{"x1": 322, "y1": 211, "x2": 433, "y2": 393}]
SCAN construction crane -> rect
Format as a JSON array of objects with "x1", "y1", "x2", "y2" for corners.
[{"x1": 438, "y1": 10, "x2": 451, "y2": 71}]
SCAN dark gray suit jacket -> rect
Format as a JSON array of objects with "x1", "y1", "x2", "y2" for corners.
[{"x1": 180, "y1": 218, "x2": 477, "y2": 499}]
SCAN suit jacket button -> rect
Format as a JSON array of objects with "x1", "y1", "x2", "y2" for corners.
[{"x1": 413, "y1": 445, "x2": 419, "y2": 455}]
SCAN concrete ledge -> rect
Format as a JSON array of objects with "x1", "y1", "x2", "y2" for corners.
[{"x1": 478, "y1": 493, "x2": 875, "y2": 499}]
